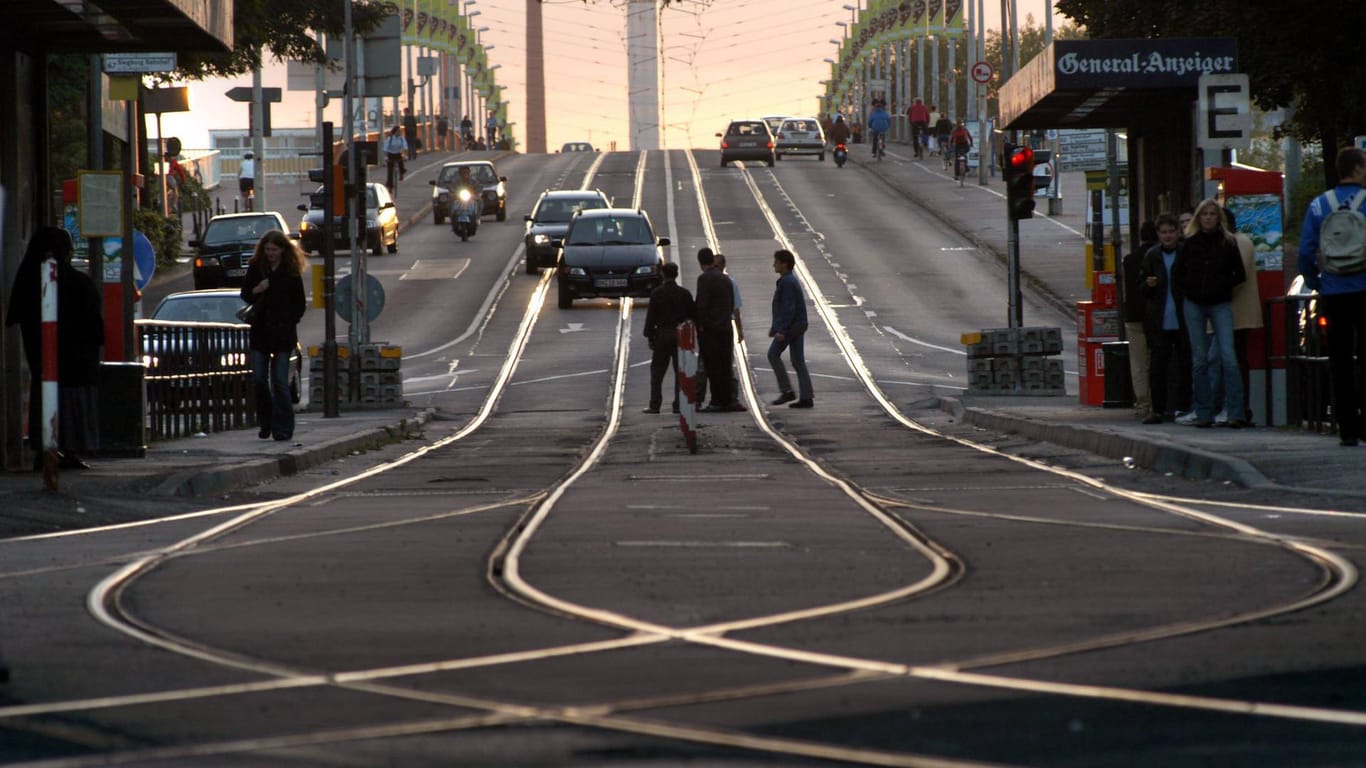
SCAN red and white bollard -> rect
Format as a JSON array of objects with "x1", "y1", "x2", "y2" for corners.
[
  {"x1": 675, "y1": 320, "x2": 699, "y2": 454},
  {"x1": 41, "y1": 256, "x2": 60, "y2": 490}
]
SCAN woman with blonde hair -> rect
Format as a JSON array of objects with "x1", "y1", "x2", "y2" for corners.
[
  {"x1": 240, "y1": 230, "x2": 307, "y2": 440},
  {"x1": 1171, "y1": 198, "x2": 1246, "y2": 428}
]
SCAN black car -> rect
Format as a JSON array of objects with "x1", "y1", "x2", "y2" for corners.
[
  {"x1": 718, "y1": 120, "x2": 776, "y2": 167},
  {"x1": 189, "y1": 212, "x2": 291, "y2": 290},
  {"x1": 556, "y1": 208, "x2": 669, "y2": 309},
  {"x1": 430, "y1": 160, "x2": 508, "y2": 224},
  {"x1": 523, "y1": 189, "x2": 612, "y2": 274},
  {"x1": 297, "y1": 182, "x2": 399, "y2": 256}
]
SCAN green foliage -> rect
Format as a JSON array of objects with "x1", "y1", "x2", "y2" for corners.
[
  {"x1": 47, "y1": 55, "x2": 89, "y2": 187},
  {"x1": 1285, "y1": 152, "x2": 1325, "y2": 245},
  {"x1": 133, "y1": 208, "x2": 184, "y2": 268},
  {"x1": 978, "y1": 16, "x2": 1086, "y2": 121},
  {"x1": 162, "y1": 0, "x2": 388, "y2": 81},
  {"x1": 1053, "y1": 0, "x2": 1366, "y2": 182}
]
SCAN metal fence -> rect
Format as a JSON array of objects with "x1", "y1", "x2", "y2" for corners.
[{"x1": 137, "y1": 320, "x2": 256, "y2": 440}]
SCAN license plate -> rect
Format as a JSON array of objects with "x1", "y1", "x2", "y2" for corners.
[
  {"x1": 596, "y1": 278, "x2": 627, "y2": 288},
  {"x1": 738, "y1": 141, "x2": 756, "y2": 147},
  {"x1": 227, "y1": 268, "x2": 247, "y2": 277}
]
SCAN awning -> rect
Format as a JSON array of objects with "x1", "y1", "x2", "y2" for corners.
[
  {"x1": 2, "y1": 0, "x2": 232, "y2": 54},
  {"x1": 1000, "y1": 38, "x2": 1237, "y2": 130}
]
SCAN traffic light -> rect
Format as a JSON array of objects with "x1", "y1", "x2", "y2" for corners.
[{"x1": 1005, "y1": 143, "x2": 1036, "y2": 221}]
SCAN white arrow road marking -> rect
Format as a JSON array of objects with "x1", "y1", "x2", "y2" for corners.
[{"x1": 560, "y1": 323, "x2": 588, "y2": 334}]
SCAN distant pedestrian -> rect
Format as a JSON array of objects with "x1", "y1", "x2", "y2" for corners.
[
  {"x1": 716, "y1": 253, "x2": 745, "y2": 402},
  {"x1": 240, "y1": 230, "x2": 307, "y2": 442},
  {"x1": 1140, "y1": 214, "x2": 1191, "y2": 423},
  {"x1": 695, "y1": 248, "x2": 741, "y2": 412},
  {"x1": 485, "y1": 110, "x2": 498, "y2": 146},
  {"x1": 768, "y1": 249, "x2": 813, "y2": 409},
  {"x1": 1122, "y1": 220, "x2": 1158, "y2": 421},
  {"x1": 403, "y1": 107, "x2": 419, "y2": 160},
  {"x1": 1297, "y1": 145, "x2": 1366, "y2": 446},
  {"x1": 460, "y1": 114, "x2": 474, "y2": 147},
  {"x1": 5, "y1": 227, "x2": 104, "y2": 469},
  {"x1": 933, "y1": 113, "x2": 954, "y2": 157},
  {"x1": 437, "y1": 115, "x2": 450, "y2": 150},
  {"x1": 907, "y1": 97, "x2": 929, "y2": 159},
  {"x1": 642, "y1": 262, "x2": 694, "y2": 414},
  {"x1": 238, "y1": 151, "x2": 256, "y2": 210},
  {"x1": 1172, "y1": 199, "x2": 1247, "y2": 428}
]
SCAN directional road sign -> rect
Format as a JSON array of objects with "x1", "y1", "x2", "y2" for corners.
[{"x1": 225, "y1": 87, "x2": 282, "y2": 103}]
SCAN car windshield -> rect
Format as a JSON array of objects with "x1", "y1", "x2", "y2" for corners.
[
  {"x1": 440, "y1": 165, "x2": 495, "y2": 185},
  {"x1": 782, "y1": 120, "x2": 819, "y2": 133},
  {"x1": 536, "y1": 197, "x2": 607, "y2": 224},
  {"x1": 152, "y1": 295, "x2": 246, "y2": 323},
  {"x1": 566, "y1": 216, "x2": 652, "y2": 246},
  {"x1": 201, "y1": 217, "x2": 277, "y2": 246},
  {"x1": 727, "y1": 122, "x2": 766, "y2": 138}
]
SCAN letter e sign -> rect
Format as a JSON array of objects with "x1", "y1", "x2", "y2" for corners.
[{"x1": 1197, "y1": 73, "x2": 1251, "y2": 151}]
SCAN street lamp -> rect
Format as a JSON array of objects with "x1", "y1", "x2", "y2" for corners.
[{"x1": 835, "y1": 20, "x2": 848, "y2": 39}]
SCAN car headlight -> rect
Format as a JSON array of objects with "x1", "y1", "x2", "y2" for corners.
[
  {"x1": 567, "y1": 266, "x2": 587, "y2": 277},
  {"x1": 634, "y1": 265, "x2": 657, "y2": 275},
  {"x1": 532, "y1": 234, "x2": 550, "y2": 245},
  {"x1": 458, "y1": 188, "x2": 472, "y2": 202},
  {"x1": 195, "y1": 256, "x2": 221, "y2": 268},
  {"x1": 300, "y1": 221, "x2": 313, "y2": 232},
  {"x1": 142, "y1": 354, "x2": 159, "y2": 369}
]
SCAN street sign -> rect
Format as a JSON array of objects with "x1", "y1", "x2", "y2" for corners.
[
  {"x1": 971, "y1": 61, "x2": 994, "y2": 84},
  {"x1": 1196, "y1": 73, "x2": 1252, "y2": 151},
  {"x1": 103, "y1": 53, "x2": 177, "y2": 73},
  {"x1": 225, "y1": 86, "x2": 282, "y2": 103}
]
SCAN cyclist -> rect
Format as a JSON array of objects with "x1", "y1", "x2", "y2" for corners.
[
  {"x1": 949, "y1": 119, "x2": 973, "y2": 178},
  {"x1": 238, "y1": 151, "x2": 255, "y2": 211},
  {"x1": 934, "y1": 114, "x2": 954, "y2": 163},
  {"x1": 382, "y1": 126, "x2": 408, "y2": 190},
  {"x1": 866, "y1": 99, "x2": 891, "y2": 159}
]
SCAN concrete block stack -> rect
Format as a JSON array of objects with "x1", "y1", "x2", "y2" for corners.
[
  {"x1": 306, "y1": 343, "x2": 404, "y2": 407},
  {"x1": 964, "y1": 327, "x2": 1064, "y2": 395}
]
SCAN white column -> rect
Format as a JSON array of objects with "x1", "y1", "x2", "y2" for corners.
[{"x1": 626, "y1": 0, "x2": 663, "y2": 150}]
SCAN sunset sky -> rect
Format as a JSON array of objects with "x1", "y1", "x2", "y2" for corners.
[{"x1": 160, "y1": 0, "x2": 1058, "y2": 152}]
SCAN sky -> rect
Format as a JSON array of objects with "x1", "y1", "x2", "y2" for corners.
[{"x1": 160, "y1": 0, "x2": 1062, "y2": 153}]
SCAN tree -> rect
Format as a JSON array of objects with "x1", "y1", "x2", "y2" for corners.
[
  {"x1": 1053, "y1": 0, "x2": 1366, "y2": 186},
  {"x1": 165, "y1": 0, "x2": 388, "y2": 80},
  {"x1": 980, "y1": 15, "x2": 1086, "y2": 121}
]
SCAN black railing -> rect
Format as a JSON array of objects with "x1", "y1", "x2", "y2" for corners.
[
  {"x1": 136, "y1": 320, "x2": 256, "y2": 440},
  {"x1": 1264, "y1": 294, "x2": 1333, "y2": 432}
]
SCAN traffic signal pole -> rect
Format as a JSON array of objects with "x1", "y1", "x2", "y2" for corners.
[{"x1": 1005, "y1": 142, "x2": 1036, "y2": 329}]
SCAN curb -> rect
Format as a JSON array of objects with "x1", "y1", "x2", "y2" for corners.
[
  {"x1": 148, "y1": 409, "x2": 433, "y2": 498},
  {"x1": 937, "y1": 396, "x2": 1275, "y2": 489}
]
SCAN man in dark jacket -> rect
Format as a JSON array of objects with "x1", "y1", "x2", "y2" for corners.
[
  {"x1": 642, "y1": 262, "x2": 694, "y2": 414},
  {"x1": 1139, "y1": 215, "x2": 1190, "y2": 423},
  {"x1": 1122, "y1": 221, "x2": 1157, "y2": 421},
  {"x1": 695, "y1": 248, "x2": 740, "y2": 412},
  {"x1": 768, "y1": 249, "x2": 812, "y2": 408}
]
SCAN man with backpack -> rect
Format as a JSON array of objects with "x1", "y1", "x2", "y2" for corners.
[{"x1": 1299, "y1": 146, "x2": 1366, "y2": 446}]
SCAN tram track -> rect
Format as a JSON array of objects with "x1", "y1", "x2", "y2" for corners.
[{"x1": 3, "y1": 149, "x2": 1365, "y2": 767}]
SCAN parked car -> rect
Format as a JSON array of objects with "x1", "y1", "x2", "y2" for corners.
[
  {"x1": 143, "y1": 289, "x2": 302, "y2": 405},
  {"x1": 523, "y1": 189, "x2": 612, "y2": 274},
  {"x1": 430, "y1": 160, "x2": 508, "y2": 224},
  {"x1": 297, "y1": 182, "x2": 398, "y2": 256},
  {"x1": 560, "y1": 141, "x2": 595, "y2": 153},
  {"x1": 556, "y1": 208, "x2": 669, "y2": 309},
  {"x1": 775, "y1": 116, "x2": 826, "y2": 161},
  {"x1": 718, "y1": 120, "x2": 776, "y2": 167},
  {"x1": 189, "y1": 212, "x2": 291, "y2": 290}
]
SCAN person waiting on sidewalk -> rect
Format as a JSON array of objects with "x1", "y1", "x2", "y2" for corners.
[
  {"x1": 768, "y1": 249, "x2": 813, "y2": 409},
  {"x1": 1213, "y1": 207, "x2": 1263, "y2": 425},
  {"x1": 240, "y1": 230, "x2": 307, "y2": 442},
  {"x1": 1141, "y1": 214, "x2": 1191, "y2": 423},
  {"x1": 1123, "y1": 221, "x2": 1158, "y2": 422},
  {"x1": 1297, "y1": 145, "x2": 1366, "y2": 446},
  {"x1": 1172, "y1": 199, "x2": 1247, "y2": 428},
  {"x1": 642, "y1": 262, "x2": 694, "y2": 415}
]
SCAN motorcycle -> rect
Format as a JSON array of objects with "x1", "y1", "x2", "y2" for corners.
[
  {"x1": 451, "y1": 188, "x2": 480, "y2": 242},
  {"x1": 833, "y1": 142, "x2": 848, "y2": 168}
]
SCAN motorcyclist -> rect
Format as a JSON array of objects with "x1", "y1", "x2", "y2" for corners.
[
  {"x1": 866, "y1": 99, "x2": 891, "y2": 157},
  {"x1": 450, "y1": 166, "x2": 483, "y2": 217},
  {"x1": 827, "y1": 114, "x2": 851, "y2": 147}
]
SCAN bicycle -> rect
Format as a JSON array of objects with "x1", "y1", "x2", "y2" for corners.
[
  {"x1": 954, "y1": 148, "x2": 968, "y2": 186},
  {"x1": 872, "y1": 132, "x2": 886, "y2": 161},
  {"x1": 385, "y1": 153, "x2": 404, "y2": 193}
]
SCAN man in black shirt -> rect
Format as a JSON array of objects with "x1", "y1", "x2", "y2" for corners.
[
  {"x1": 642, "y1": 262, "x2": 694, "y2": 414},
  {"x1": 695, "y1": 249, "x2": 740, "y2": 412}
]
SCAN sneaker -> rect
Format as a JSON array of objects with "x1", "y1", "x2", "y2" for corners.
[
  {"x1": 1175, "y1": 411, "x2": 1199, "y2": 426},
  {"x1": 771, "y1": 392, "x2": 797, "y2": 405},
  {"x1": 1214, "y1": 409, "x2": 1229, "y2": 425}
]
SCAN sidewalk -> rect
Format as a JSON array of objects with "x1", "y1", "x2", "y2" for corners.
[{"x1": 852, "y1": 143, "x2": 1365, "y2": 498}]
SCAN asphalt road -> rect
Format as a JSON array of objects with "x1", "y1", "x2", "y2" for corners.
[{"x1": 3, "y1": 149, "x2": 1365, "y2": 767}]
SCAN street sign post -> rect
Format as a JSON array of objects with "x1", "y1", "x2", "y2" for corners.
[
  {"x1": 103, "y1": 53, "x2": 177, "y2": 73},
  {"x1": 971, "y1": 61, "x2": 994, "y2": 84}
]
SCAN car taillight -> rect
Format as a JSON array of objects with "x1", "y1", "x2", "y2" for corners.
[{"x1": 720, "y1": 140, "x2": 730, "y2": 149}]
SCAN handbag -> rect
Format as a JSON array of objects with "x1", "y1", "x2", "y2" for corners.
[{"x1": 235, "y1": 302, "x2": 258, "y2": 323}]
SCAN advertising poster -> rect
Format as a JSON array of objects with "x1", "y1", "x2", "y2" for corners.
[{"x1": 1226, "y1": 193, "x2": 1283, "y2": 271}]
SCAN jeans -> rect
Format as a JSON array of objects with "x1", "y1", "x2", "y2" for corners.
[
  {"x1": 1146, "y1": 328, "x2": 1190, "y2": 418},
  {"x1": 251, "y1": 349, "x2": 294, "y2": 439},
  {"x1": 1182, "y1": 300, "x2": 1241, "y2": 423},
  {"x1": 768, "y1": 333, "x2": 812, "y2": 401}
]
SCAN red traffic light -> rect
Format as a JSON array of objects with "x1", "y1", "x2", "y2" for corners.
[
  {"x1": 1008, "y1": 145, "x2": 1034, "y2": 171},
  {"x1": 1005, "y1": 143, "x2": 1037, "y2": 221}
]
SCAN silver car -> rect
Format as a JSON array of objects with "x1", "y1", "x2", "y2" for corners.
[{"x1": 774, "y1": 117, "x2": 826, "y2": 161}]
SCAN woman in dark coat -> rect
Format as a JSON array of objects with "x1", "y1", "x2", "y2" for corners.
[
  {"x1": 239, "y1": 230, "x2": 307, "y2": 441},
  {"x1": 5, "y1": 227, "x2": 104, "y2": 468}
]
